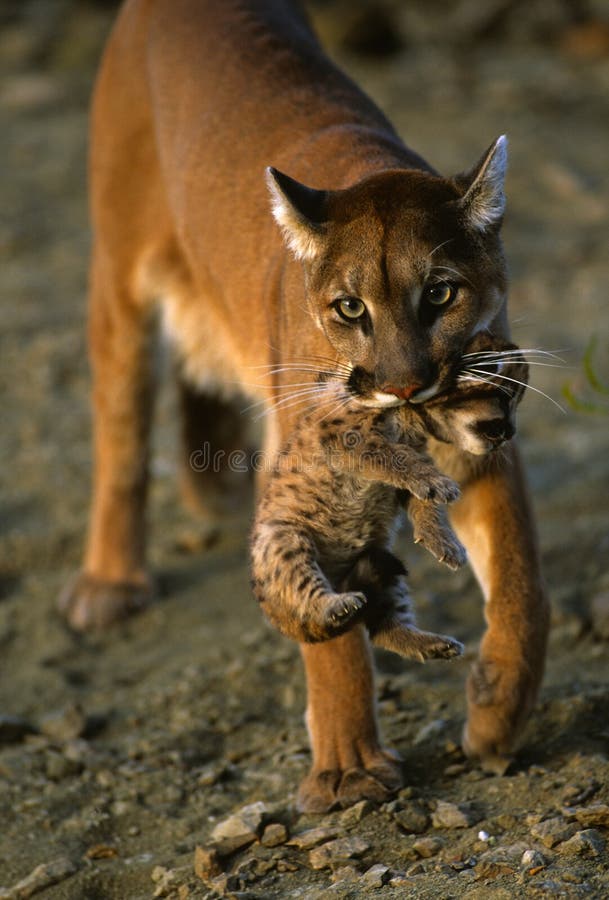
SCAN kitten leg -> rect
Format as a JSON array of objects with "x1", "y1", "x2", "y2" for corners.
[
  {"x1": 370, "y1": 578, "x2": 464, "y2": 661},
  {"x1": 407, "y1": 496, "x2": 467, "y2": 570},
  {"x1": 343, "y1": 550, "x2": 463, "y2": 660},
  {"x1": 324, "y1": 432, "x2": 459, "y2": 502},
  {"x1": 251, "y1": 524, "x2": 367, "y2": 642}
]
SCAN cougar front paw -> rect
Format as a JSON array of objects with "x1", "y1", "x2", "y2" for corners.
[
  {"x1": 324, "y1": 592, "x2": 368, "y2": 632},
  {"x1": 297, "y1": 749, "x2": 403, "y2": 813},
  {"x1": 462, "y1": 657, "x2": 530, "y2": 775},
  {"x1": 57, "y1": 571, "x2": 156, "y2": 631}
]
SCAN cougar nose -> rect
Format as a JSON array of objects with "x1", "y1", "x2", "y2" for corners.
[{"x1": 382, "y1": 383, "x2": 424, "y2": 401}]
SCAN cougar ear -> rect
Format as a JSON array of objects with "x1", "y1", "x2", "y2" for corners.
[
  {"x1": 265, "y1": 167, "x2": 329, "y2": 260},
  {"x1": 457, "y1": 135, "x2": 507, "y2": 232}
]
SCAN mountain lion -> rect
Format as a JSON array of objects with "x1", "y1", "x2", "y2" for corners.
[{"x1": 60, "y1": 0, "x2": 549, "y2": 812}]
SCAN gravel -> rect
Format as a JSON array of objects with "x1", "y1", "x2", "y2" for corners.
[{"x1": 1, "y1": 1, "x2": 608, "y2": 898}]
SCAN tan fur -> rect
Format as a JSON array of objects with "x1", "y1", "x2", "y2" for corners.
[{"x1": 60, "y1": 0, "x2": 549, "y2": 810}]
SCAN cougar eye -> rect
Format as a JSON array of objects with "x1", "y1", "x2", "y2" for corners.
[
  {"x1": 423, "y1": 283, "x2": 456, "y2": 306},
  {"x1": 334, "y1": 296, "x2": 366, "y2": 321}
]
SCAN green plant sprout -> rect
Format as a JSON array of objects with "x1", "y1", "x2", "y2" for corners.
[{"x1": 562, "y1": 336, "x2": 609, "y2": 414}]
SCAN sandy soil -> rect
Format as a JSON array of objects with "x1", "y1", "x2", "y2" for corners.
[{"x1": 1, "y1": 2, "x2": 608, "y2": 897}]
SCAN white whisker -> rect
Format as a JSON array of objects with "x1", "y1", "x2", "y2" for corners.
[
  {"x1": 430, "y1": 265, "x2": 474, "y2": 287},
  {"x1": 243, "y1": 385, "x2": 325, "y2": 415},
  {"x1": 246, "y1": 353, "x2": 354, "y2": 388},
  {"x1": 467, "y1": 368, "x2": 566, "y2": 413},
  {"x1": 315, "y1": 393, "x2": 353, "y2": 424},
  {"x1": 463, "y1": 348, "x2": 567, "y2": 363},
  {"x1": 252, "y1": 392, "x2": 326, "y2": 423},
  {"x1": 427, "y1": 238, "x2": 454, "y2": 259},
  {"x1": 247, "y1": 363, "x2": 351, "y2": 379},
  {"x1": 458, "y1": 372, "x2": 513, "y2": 397},
  {"x1": 473, "y1": 360, "x2": 567, "y2": 370}
]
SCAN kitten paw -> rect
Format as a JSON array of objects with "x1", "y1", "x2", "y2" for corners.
[
  {"x1": 374, "y1": 624, "x2": 464, "y2": 661},
  {"x1": 415, "y1": 531, "x2": 467, "y2": 570},
  {"x1": 325, "y1": 592, "x2": 368, "y2": 630},
  {"x1": 440, "y1": 539, "x2": 467, "y2": 570},
  {"x1": 419, "y1": 634, "x2": 464, "y2": 660},
  {"x1": 410, "y1": 473, "x2": 460, "y2": 505}
]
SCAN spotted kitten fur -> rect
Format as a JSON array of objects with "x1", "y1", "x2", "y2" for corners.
[{"x1": 251, "y1": 335, "x2": 527, "y2": 659}]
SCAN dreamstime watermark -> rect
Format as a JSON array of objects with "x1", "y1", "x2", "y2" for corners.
[{"x1": 189, "y1": 430, "x2": 415, "y2": 476}]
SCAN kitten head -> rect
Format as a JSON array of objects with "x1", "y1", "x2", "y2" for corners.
[
  {"x1": 421, "y1": 333, "x2": 529, "y2": 455},
  {"x1": 266, "y1": 137, "x2": 509, "y2": 410}
]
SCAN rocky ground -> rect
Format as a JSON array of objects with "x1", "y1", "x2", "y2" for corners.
[{"x1": 1, "y1": 1, "x2": 608, "y2": 897}]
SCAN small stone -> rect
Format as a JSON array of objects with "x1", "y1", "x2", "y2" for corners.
[
  {"x1": 383, "y1": 800, "x2": 401, "y2": 814},
  {"x1": 361, "y1": 864, "x2": 391, "y2": 888},
  {"x1": 330, "y1": 866, "x2": 360, "y2": 884},
  {"x1": 339, "y1": 799, "x2": 373, "y2": 826},
  {"x1": 474, "y1": 853, "x2": 516, "y2": 880},
  {"x1": 111, "y1": 801, "x2": 131, "y2": 817},
  {"x1": 557, "y1": 829, "x2": 605, "y2": 857},
  {"x1": 571, "y1": 803, "x2": 609, "y2": 828},
  {"x1": 413, "y1": 836, "x2": 444, "y2": 858},
  {"x1": 308, "y1": 836, "x2": 370, "y2": 870},
  {"x1": 40, "y1": 703, "x2": 87, "y2": 743},
  {"x1": 85, "y1": 844, "x2": 119, "y2": 859},
  {"x1": 151, "y1": 866, "x2": 168, "y2": 883},
  {"x1": 561, "y1": 871, "x2": 584, "y2": 884},
  {"x1": 207, "y1": 873, "x2": 242, "y2": 896},
  {"x1": 0, "y1": 714, "x2": 37, "y2": 745},
  {"x1": 288, "y1": 826, "x2": 339, "y2": 850},
  {"x1": 210, "y1": 801, "x2": 268, "y2": 855},
  {"x1": 63, "y1": 739, "x2": 93, "y2": 764},
  {"x1": 0, "y1": 857, "x2": 77, "y2": 899},
  {"x1": 197, "y1": 763, "x2": 236, "y2": 787},
  {"x1": 45, "y1": 749, "x2": 83, "y2": 781},
  {"x1": 590, "y1": 591, "x2": 609, "y2": 639},
  {"x1": 561, "y1": 781, "x2": 600, "y2": 806},
  {"x1": 406, "y1": 862, "x2": 426, "y2": 876},
  {"x1": 492, "y1": 814, "x2": 518, "y2": 831},
  {"x1": 444, "y1": 763, "x2": 467, "y2": 777},
  {"x1": 413, "y1": 718, "x2": 446, "y2": 745},
  {"x1": 530, "y1": 817, "x2": 578, "y2": 848},
  {"x1": 521, "y1": 849, "x2": 547, "y2": 871},
  {"x1": 261, "y1": 823, "x2": 288, "y2": 847},
  {"x1": 394, "y1": 801, "x2": 430, "y2": 834},
  {"x1": 194, "y1": 845, "x2": 222, "y2": 880},
  {"x1": 432, "y1": 800, "x2": 481, "y2": 829}
]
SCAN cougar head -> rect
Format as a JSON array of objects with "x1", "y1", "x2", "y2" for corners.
[{"x1": 266, "y1": 137, "x2": 509, "y2": 410}]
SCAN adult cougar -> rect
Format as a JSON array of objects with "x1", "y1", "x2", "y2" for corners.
[{"x1": 60, "y1": 0, "x2": 549, "y2": 812}]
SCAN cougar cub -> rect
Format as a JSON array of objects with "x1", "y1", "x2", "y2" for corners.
[{"x1": 251, "y1": 335, "x2": 527, "y2": 659}]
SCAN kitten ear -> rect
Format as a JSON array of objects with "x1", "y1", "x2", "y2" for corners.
[
  {"x1": 265, "y1": 167, "x2": 329, "y2": 260},
  {"x1": 457, "y1": 135, "x2": 507, "y2": 231}
]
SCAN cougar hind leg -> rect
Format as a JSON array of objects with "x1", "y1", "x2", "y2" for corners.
[
  {"x1": 178, "y1": 379, "x2": 253, "y2": 522},
  {"x1": 58, "y1": 254, "x2": 159, "y2": 630}
]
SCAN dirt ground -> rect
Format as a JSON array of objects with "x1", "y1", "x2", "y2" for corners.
[{"x1": 1, "y1": 2, "x2": 608, "y2": 898}]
